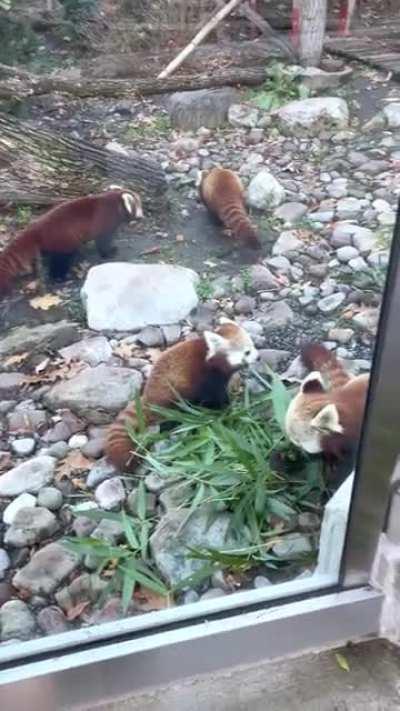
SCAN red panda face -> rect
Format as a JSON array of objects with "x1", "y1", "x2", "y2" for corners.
[
  {"x1": 120, "y1": 192, "x2": 143, "y2": 221},
  {"x1": 204, "y1": 318, "x2": 258, "y2": 370},
  {"x1": 285, "y1": 371, "x2": 344, "y2": 454}
]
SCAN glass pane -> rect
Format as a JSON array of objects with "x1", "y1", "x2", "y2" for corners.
[{"x1": 0, "y1": 0, "x2": 396, "y2": 653}]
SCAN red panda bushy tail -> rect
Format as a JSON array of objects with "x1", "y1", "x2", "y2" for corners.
[
  {"x1": 301, "y1": 343, "x2": 350, "y2": 390},
  {"x1": 219, "y1": 202, "x2": 261, "y2": 250},
  {"x1": 0, "y1": 231, "x2": 38, "y2": 294}
]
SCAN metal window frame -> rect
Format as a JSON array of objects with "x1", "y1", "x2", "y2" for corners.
[{"x1": 1, "y1": 207, "x2": 400, "y2": 709}]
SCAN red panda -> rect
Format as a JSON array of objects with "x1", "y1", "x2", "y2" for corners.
[
  {"x1": 105, "y1": 319, "x2": 258, "y2": 472},
  {"x1": 0, "y1": 188, "x2": 143, "y2": 293},
  {"x1": 199, "y1": 168, "x2": 261, "y2": 251},
  {"x1": 285, "y1": 343, "x2": 369, "y2": 461}
]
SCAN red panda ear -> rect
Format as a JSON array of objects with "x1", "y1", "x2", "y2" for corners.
[{"x1": 301, "y1": 371, "x2": 326, "y2": 394}]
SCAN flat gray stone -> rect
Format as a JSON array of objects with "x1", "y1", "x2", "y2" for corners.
[
  {"x1": 150, "y1": 507, "x2": 234, "y2": 587},
  {"x1": 12, "y1": 542, "x2": 80, "y2": 595},
  {"x1": 0, "y1": 600, "x2": 36, "y2": 641},
  {"x1": 0, "y1": 456, "x2": 55, "y2": 496},
  {"x1": 383, "y1": 102, "x2": 400, "y2": 128},
  {"x1": 277, "y1": 97, "x2": 349, "y2": 132},
  {"x1": 336, "y1": 245, "x2": 359, "y2": 263},
  {"x1": 259, "y1": 301, "x2": 294, "y2": 331},
  {"x1": 272, "y1": 230, "x2": 303, "y2": 255},
  {"x1": 87, "y1": 459, "x2": 117, "y2": 488},
  {"x1": 10, "y1": 438, "x2": 36, "y2": 457},
  {"x1": 95, "y1": 477, "x2": 125, "y2": 510},
  {"x1": 248, "y1": 265, "x2": 279, "y2": 291},
  {"x1": 82, "y1": 263, "x2": 199, "y2": 331},
  {"x1": 168, "y1": 88, "x2": 238, "y2": 130},
  {"x1": 44, "y1": 365, "x2": 142, "y2": 424},
  {"x1": 228, "y1": 102, "x2": 260, "y2": 128},
  {"x1": 37, "y1": 487, "x2": 63, "y2": 511},
  {"x1": 0, "y1": 549, "x2": 10, "y2": 580},
  {"x1": 59, "y1": 336, "x2": 112, "y2": 366},
  {"x1": 0, "y1": 373, "x2": 26, "y2": 399},
  {"x1": 3, "y1": 492, "x2": 37, "y2": 524},
  {"x1": 317, "y1": 293, "x2": 345, "y2": 313},
  {"x1": 274, "y1": 202, "x2": 307, "y2": 225},
  {"x1": 4, "y1": 506, "x2": 59, "y2": 547},
  {"x1": 273, "y1": 533, "x2": 313, "y2": 558},
  {"x1": 0, "y1": 321, "x2": 79, "y2": 360}
]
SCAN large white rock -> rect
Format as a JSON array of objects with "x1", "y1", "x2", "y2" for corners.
[
  {"x1": 82, "y1": 263, "x2": 199, "y2": 331},
  {"x1": 247, "y1": 170, "x2": 285, "y2": 210},
  {"x1": 0, "y1": 457, "x2": 55, "y2": 497},
  {"x1": 277, "y1": 97, "x2": 349, "y2": 132}
]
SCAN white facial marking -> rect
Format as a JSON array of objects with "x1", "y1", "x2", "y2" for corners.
[
  {"x1": 311, "y1": 403, "x2": 343, "y2": 435},
  {"x1": 195, "y1": 170, "x2": 203, "y2": 188},
  {"x1": 285, "y1": 399, "x2": 323, "y2": 453},
  {"x1": 122, "y1": 193, "x2": 143, "y2": 219},
  {"x1": 204, "y1": 331, "x2": 228, "y2": 360},
  {"x1": 108, "y1": 184, "x2": 123, "y2": 191}
]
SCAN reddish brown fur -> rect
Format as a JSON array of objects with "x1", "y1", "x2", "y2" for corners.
[
  {"x1": 106, "y1": 324, "x2": 246, "y2": 473},
  {"x1": 200, "y1": 168, "x2": 261, "y2": 250},
  {"x1": 0, "y1": 189, "x2": 141, "y2": 294},
  {"x1": 300, "y1": 344, "x2": 369, "y2": 458},
  {"x1": 301, "y1": 343, "x2": 351, "y2": 389}
]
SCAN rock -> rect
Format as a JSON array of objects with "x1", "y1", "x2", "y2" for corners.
[
  {"x1": 272, "y1": 230, "x2": 303, "y2": 255},
  {"x1": 44, "y1": 365, "x2": 142, "y2": 424},
  {"x1": 308, "y1": 210, "x2": 334, "y2": 223},
  {"x1": 274, "y1": 202, "x2": 307, "y2": 225},
  {"x1": 248, "y1": 265, "x2": 279, "y2": 291},
  {"x1": 368, "y1": 251, "x2": 389, "y2": 269},
  {"x1": 297, "y1": 65, "x2": 352, "y2": 91},
  {"x1": 246, "y1": 127, "x2": 264, "y2": 144},
  {"x1": 7, "y1": 408, "x2": 47, "y2": 436},
  {"x1": 59, "y1": 336, "x2": 112, "y2": 366},
  {"x1": 0, "y1": 549, "x2": 10, "y2": 580},
  {"x1": 328, "y1": 328, "x2": 354, "y2": 344},
  {"x1": 82, "y1": 438, "x2": 104, "y2": 459},
  {"x1": 336, "y1": 245, "x2": 359, "y2": 263},
  {"x1": 127, "y1": 489, "x2": 156, "y2": 517},
  {"x1": 360, "y1": 159, "x2": 388, "y2": 175},
  {"x1": 12, "y1": 543, "x2": 80, "y2": 595},
  {"x1": 183, "y1": 590, "x2": 200, "y2": 605},
  {"x1": 272, "y1": 533, "x2": 312, "y2": 558},
  {"x1": 351, "y1": 227, "x2": 378, "y2": 254},
  {"x1": 11, "y1": 438, "x2": 36, "y2": 457},
  {"x1": 234, "y1": 296, "x2": 256, "y2": 314},
  {"x1": 277, "y1": 97, "x2": 349, "y2": 133},
  {"x1": 87, "y1": 459, "x2": 117, "y2": 488},
  {"x1": 352, "y1": 307, "x2": 379, "y2": 334},
  {"x1": 168, "y1": 88, "x2": 238, "y2": 130},
  {"x1": 95, "y1": 477, "x2": 125, "y2": 510},
  {"x1": 47, "y1": 441, "x2": 69, "y2": 459},
  {"x1": 317, "y1": 293, "x2": 345, "y2": 313},
  {"x1": 161, "y1": 324, "x2": 181, "y2": 346},
  {"x1": 3, "y1": 493, "x2": 36, "y2": 525},
  {"x1": 55, "y1": 573, "x2": 107, "y2": 612},
  {"x1": 82, "y1": 263, "x2": 199, "y2": 331},
  {"x1": 159, "y1": 481, "x2": 193, "y2": 511},
  {"x1": 259, "y1": 301, "x2": 294, "y2": 331},
  {"x1": 377, "y1": 211, "x2": 396, "y2": 226},
  {"x1": 68, "y1": 434, "x2": 88, "y2": 449},
  {"x1": 349, "y1": 256, "x2": 368, "y2": 272},
  {"x1": 0, "y1": 373, "x2": 26, "y2": 399},
  {"x1": 73, "y1": 514, "x2": 97, "y2": 538},
  {"x1": 200, "y1": 589, "x2": 226, "y2": 601},
  {"x1": 5, "y1": 507, "x2": 59, "y2": 547},
  {"x1": 91, "y1": 518, "x2": 124, "y2": 544},
  {"x1": 383, "y1": 103, "x2": 400, "y2": 128},
  {"x1": 228, "y1": 102, "x2": 259, "y2": 128},
  {"x1": 0, "y1": 456, "x2": 55, "y2": 496},
  {"x1": 336, "y1": 197, "x2": 363, "y2": 219},
  {"x1": 309, "y1": 264, "x2": 329, "y2": 278},
  {"x1": 136, "y1": 326, "x2": 164, "y2": 347},
  {"x1": 37, "y1": 606, "x2": 69, "y2": 635},
  {"x1": 267, "y1": 256, "x2": 291, "y2": 274},
  {"x1": 37, "y1": 487, "x2": 63, "y2": 511},
  {"x1": 0, "y1": 600, "x2": 36, "y2": 641},
  {"x1": 253, "y1": 575, "x2": 272, "y2": 589},
  {"x1": 43, "y1": 411, "x2": 85, "y2": 444},
  {"x1": 257, "y1": 349, "x2": 291, "y2": 370},
  {"x1": 297, "y1": 512, "x2": 320, "y2": 531},
  {"x1": 0, "y1": 582, "x2": 12, "y2": 606},
  {"x1": 0, "y1": 321, "x2": 79, "y2": 360},
  {"x1": 150, "y1": 507, "x2": 233, "y2": 586},
  {"x1": 247, "y1": 170, "x2": 285, "y2": 209},
  {"x1": 330, "y1": 223, "x2": 358, "y2": 248}
]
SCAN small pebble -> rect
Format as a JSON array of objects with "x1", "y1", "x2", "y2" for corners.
[
  {"x1": 37, "y1": 487, "x2": 63, "y2": 511},
  {"x1": 47, "y1": 441, "x2": 69, "y2": 459},
  {"x1": 253, "y1": 575, "x2": 273, "y2": 589},
  {"x1": 68, "y1": 434, "x2": 89, "y2": 449},
  {"x1": 3, "y1": 492, "x2": 36, "y2": 525},
  {"x1": 11, "y1": 438, "x2": 36, "y2": 457}
]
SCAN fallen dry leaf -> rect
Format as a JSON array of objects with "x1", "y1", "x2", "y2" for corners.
[
  {"x1": 56, "y1": 451, "x2": 92, "y2": 482},
  {"x1": 133, "y1": 586, "x2": 171, "y2": 612},
  {"x1": 113, "y1": 342, "x2": 137, "y2": 361},
  {"x1": 3, "y1": 352, "x2": 29, "y2": 368},
  {"x1": 66, "y1": 600, "x2": 91, "y2": 621},
  {"x1": 29, "y1": 293, "x2": 62, "y2": 311}
]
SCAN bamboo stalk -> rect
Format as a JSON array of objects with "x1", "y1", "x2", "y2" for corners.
[{"x1": 158, "y1": 0, "x2": 245, "y2": 79}]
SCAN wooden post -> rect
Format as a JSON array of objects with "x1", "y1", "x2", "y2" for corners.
[{"x1": 293, "y1": 0, "x2": 328, "y2": 67}]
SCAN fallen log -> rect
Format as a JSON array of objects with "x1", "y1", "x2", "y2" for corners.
[
  {"x1": 0, "y1": 113, "x2": 167, "y2": 208},
  {"x1": 0, "y1": 65, "x2": 267, "y2": 101}
]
